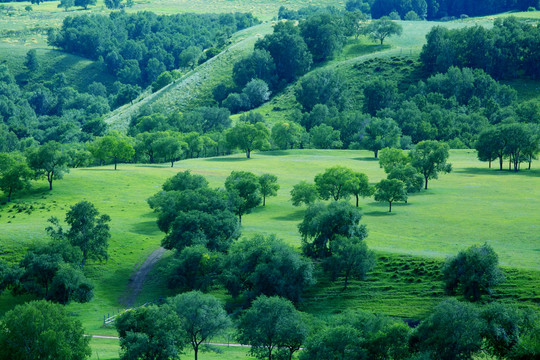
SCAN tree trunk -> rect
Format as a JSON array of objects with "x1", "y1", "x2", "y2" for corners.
[
  {"x1": 194, "y1": 344, "x2": 199, "y2": 360},
  {"x1": 499, "y1": 156, "x2": 503, "y2": 170},
  {"x1": 114, "y1": 156, "x2": 118, "y2": 170},
  {"x1": 424, "y1": 176, "x2": 428, "y2": 190},
  {"x1": 343, "y1": 271, "x2": 349, "y2": 290},
  {"x1": 7, "y1": 188, "x2": 12, "y2": 202},
  {"x1": 246, "y1": 149, "x2": 251, "y2": 159},
  {"x1": 374, "y1": 149, "x2": 378, "y2": 158},
  {"x1": 356, "y1": 194, "x2": 359, "y2": 207},
  {"x1": 171, "y1": 160, "x2": 174, "y2": 168},
  {"x1": 268, "y1": 348, "x2": 272, "y2": 360},
  {"x1": 529, "y1": 156, "x2": 532, "y2": 170},
  {"x1": 488, "y1": 159, "x2": 491, "y2": 169},
  {"x1": 389, "y1": 201, "x2": 392, "y2": 212},
  {"x1": 238, "y1": 213, "x2": 242, "y2": 224},
  {"x1": 263, "y1": 195, "x2": 266, "y2": 206},
  {"x1": 49, "y1": 179, "x2": 53, "y2": 191}
]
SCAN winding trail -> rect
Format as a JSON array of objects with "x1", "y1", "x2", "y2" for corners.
[{"x1": 123, "y1": 247, "x2": 166, "y2": 307}]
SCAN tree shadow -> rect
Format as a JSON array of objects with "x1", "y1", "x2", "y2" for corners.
[
  {"x1": 272, "y1": 209, "x2": 305, "y2": 222},
  {"x1": 365, "y1": 211, "x2": 396, "y2": 216},
  {"x1": 131, "y1": 221, "x2": 161, "y2": 236},
  {"x1": 353, "y1": 157, "x2": 379, "y2": 162},
  {"x1": 456, "y1": 167, "x2": 540, "y2": 178},
  {"x1": 258, "y1": 150, "x2": 291, "y2": 157},
  {"x1": 205, "y1": 157, "x2": 250, "y2": 162}
]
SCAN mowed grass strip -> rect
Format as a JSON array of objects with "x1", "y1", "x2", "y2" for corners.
[{"x1": 0, "y1": 149, "x2": 538, "y2": 330}]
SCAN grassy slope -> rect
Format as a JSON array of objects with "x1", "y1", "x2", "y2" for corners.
[{"x1": 1, "y1": 151, "x2": 538, "y2": 331}]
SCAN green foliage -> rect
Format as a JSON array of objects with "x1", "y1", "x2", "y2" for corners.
[
  {"x1": 299, "y1": 201, "x2": 367, "y2": 258},
  {"x1": 378, "y1": 147, "x2": 409, "y2": 173},
  {"x1": 362, "y1": 78, "x2": 397, "y2": 116},
  {"x1": 167, "y1": 245, "x2": 221, "y2": 292},
  {"x1": 258, "y1": 173, "x2": 279, "y2": 206},
  {"x1": 374, "y1": 178, "x2": 407, "y2": 212},
  {"x1": 116, "y1": 305, "x2": 184, "y2": 360},
  {"x1": 295, "y1": 69, "x2": 348, "y2": 112},
  {"x1": 49, "y1": 263, "x2": 94, "y2": 304},
  {"x1": 222, "y1": 234, "x2": 314, "y2": 303},
  {"x1": 299, "y1": 13, "x2": 347, "y2": 62},
  {"x1": 361, "y1": 117, "x2": 401, "y2": 158},
  {"x1": 178, "y1": 46, "x2": 203, "y2": 70},
  {"x1": 238, "y1": 295, "x2": 307, "y2": 360},
  {"x1": 24, "y1": 49, "x2": 39, "y2": 72},
  {"x1": 442, "y1": 243, "x2": 505, "y2": 301},
  {"x1": 58, "y1": 0, "x2": 74, "y2": 11},
  {"x1": 388, "y1": 165, "x2": 424, "y2": 196},
  {"x1": 310, "y1": 124, "x2": 343, "y2": 149},
  {"x1": 290, "y1": 181, "x2": 318, "y2": 207},
  {"x1": 0, "y1": 152, "x2": 33, "y2": 202},
  {"x1": 367, "y1": 17, "x2": 403, "y2": 45},
  {"x1": 232, "y1": 49, "x2": 277, "y2": 89},
  {"x1": 168, "y1": 291, "x2": 231, "y2": 359},
  {"x1": 314, "y1": 166, "x2": 355, "y2": 201},
  {"x1": 26, "y1": 141, "x2": 69, "y2": 190},
  {"x1": 242, "y1": 78, "x2": 271, "y2": 108},
  {"x1": 0, "y1": 300, "x2": 91, "y2": 360},
  {"x1": 271, "y1": 121, "x2": 305, "y2": 150},
  {"x1": 152, "y1": 71, "x2": 173, "y2": 93},
  {"x1": 90, "y1": 131, "x2": 135, "y2": 170},
  {"x1": 348, "y1": 171, "x2": 374, "y2": 207},
  {"x1": 225, "y1": 170, "x2": 262, "y2": 223},
  {"x1": 410, "y1": 140, "x2": 452, "y2": 189}
]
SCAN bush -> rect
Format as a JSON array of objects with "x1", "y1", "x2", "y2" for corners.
[{"x1": 404, "y1": 11, "x2": 421, "y2": 21}]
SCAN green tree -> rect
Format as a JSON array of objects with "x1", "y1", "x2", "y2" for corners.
[
  {"x1": 346, "y1": 10, "x2": 369, "y2": 40},
  {"x1": 91, "y1": 131, "x2": 135, "y2": 170},
  {"x1": 348, "y1": 171, "x2": 374, "y2": 207},
  {"x1": 476, "y1": 127, "x2": 505, "y2": 170},
  {"x1": 179, "y1": 46, "x2": 202, "y2": 69},
  {"x1": 295, "y1": 69, "x2": 348, "y2": 112},
  {"x1": 412, "y1": 299, "x2": 484, "y2": 360},
  {"x1": 300, "y1": 325, "x2": 364, "y2": 360},
  {"x1": 26, "y1": 141, "x2": 69, "y2": 191},
  {"x1": 161, "y1": 170, "x2": 208, "y2": 192},
  {"x1": 222, "y1": 234, "x2": 314, "y2": 303},
  {"x1": 0, "y1": 152, "x2": 33, "y2": 202},
  {"x1": 271, "y1": 121, "x2": 304, "y2": 150},
  {"x1": 361, "y1": 117, "x2": 401, "y2": 158},
  {"x1": 314, "y1": 166, "x2": 355, "y2": 201},
  {"x1": 48, "y1": 264, "x2": 94, "y2": 304},
  {"x1": 226, "y1": 121, "x2": 269, "y2": 159},
  {"x1": 410, "y1": 140, "x2": 452, "y2": 189},
  {"x1": 0, "y1": 300, "x2": 91, "y2": 360},
  {"x1": 48, "y1": 201, "x2": 111, "y2": 267},
  {"x1": 152, "y1": 71, "x2": 173, "y2": 92},
  {"x1": 387, "y1": 165, "x2": 424, "y2": 200},
  {"x1": 258, "y1": 173, "x2": 279, "y2": 206},
  {"x1": 20, "y1": 251, "x2": 62, "y2": 298},
  {"x1": 74, "y1": 0, "x2": 96, "y2": 9},
  {"x1": 237, "y1": 295, "x2": 308, "y2": 360},
  {"x1": 154, "y1": 134, "x2": 185, "y2": 167},
  {"x1": 232, "y1": 49, "x2": 277, "y2": 88},
  {"x1": 374, "y1": 178, "x2": 407, "y2": 212},
  {"x1": 225, "y1": 171, "x2": 261, "y2": 223},
  {"x1": 324, "y1": 235, "x2": 375, "y2": 290},
  {"x1": 368, "y1": 16, "x2": 403, "y2": 45},
  {"x1": 104, "y1": 0, "x2": 122, "y2": 9},
  {"x1": 242, "y1": 79, "x2": 271, "y2": 108},
  {"x1": 116, "y1": 305, "x2": 184, "y2": 360},
  {"x1": 378, "y1": 147, "x2": 409, "y2": 173},
  {"x1": 167, "y1": 245, "x2": 221, "y2": 291},
  {"x1": 24, "y1": 49, "x2": 39, "y2": 72},
  {"x1": 58, "y1": 0, "x2": 74, "y2": 11},
  {"x1": 168, "y1": 291, "x2": 231, "y2": 360},
  {"x1": 299, "y1": 201, "x2": 367, "y2": 258},
  {"x1": 442, "y1": 243, "x2": 505, "y2": 301},
  {"x1": 310, "y1": 124, "x2": 343, "y2": 149},
  {"x1": 290, "y1": 181, "x2": 318, "y2": 207},
  {"x1": 362, "y1": 78, "x2": 398, "y2": 116},
  {"x1": 300, "y1": 13, "x2": 347, "y2": 62}
]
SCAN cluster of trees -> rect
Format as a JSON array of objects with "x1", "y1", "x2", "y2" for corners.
[
  {"x1": 49, "y1": 12, "x2": 259, "y2": 86},
  {"x1": 0, "y1": 201, "x2": 109, "y2": 304},
  {"x1": 476, "y1": 122, "x2": 539, "y2": 171},
  {"x1": 421, "y1": 17, "x2": 540, "y2": 79},
  {"x1": 291, "y1": 143, "x2": 450, "y2": 214}
]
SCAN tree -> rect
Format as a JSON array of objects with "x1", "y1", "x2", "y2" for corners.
[
  {"x1": 476, "y1": 127, "x2": 505, "y2": 170},
  {"x1": 412, "y1": 299, "x2": 484, "y2": 360},
  {"x1": 116, "y1": 305, "x2": 184, "y2": 360},
  {"x1": 349, "y1": 171, "x2": 374, "y2": 207},
  {"x1": 154, "y1": 134, "x2": 185, "y2": 167},
  {"x1": 224, "y1": 171, "x2": 261, "y2": 224},
  {"x1": 362, "y1": 78, "x2": 397, "y2": 116},
  {"x1": 314, "y1": 166, "x2": 355, "y2": 201},
  {"x1": 24, "y1": 49, "x2": 39, "y2": 72},
  {"x1": 299, "y1": 201, "x2": 367, "y2": 258},
  {"x1": 74, "y1": 0, "x2": 96, "y2": 9},
  {"x1": 374, "y1": 178, "x2": 407, "y2": 212},
  {"x1": 299, "y1": 13, "x2": 347, "y2": 62},
  {"x1": 255, "y1": 21, "x2": 313, "y2": 82},
  {"x1": 367, "y1": 16, "x2": 403, "y2": 45},
  {"x1": 48, "y1": 264, "x2": 94, "y2": 304},
  {"x1": 0, "y1": 300, "x2": 91, "y2": 360},
  {"x1": 237, "y1": 296, "x2": 308, "y2": 360},
  {"x1": 168, "y1": 291, "x2": 231, "y2": 360},
  {"x1": 290, "y1": 181, "x2": 318, "y2": 207},
  {"x1": 26, "y1": 141, "x2": 69, "y2": 191},
  {"x1": 410, "y1": 140, "x2": 452, "y2": 189},
  {"x1": 222, "y1": 234, "x2": 314, "y2": 303},
  {"x1": 346, "y1": 10, "x2": 369, "y2": 40},
  {"x1": 152, "y1": 71, "x2": 173, "y2": 92},
  {"x1": 324, "y1": 236, "x2": 375, "y2": 289},
  {"x1": 232, "y1": 49, "x2": 277, "y2": 89},
  {"x1": 242, "y1": 79, "x2": 271, "y2": 108},
  {"x1": 167, "y1": 245, "x2": 221, "y2": 291},
  {"x1": 226, "y1": 122, "x2": 269, "y2": 159},
  {"x1": 310, "y1": 124, "x2": 343, "y2": 149},
  {"x1": 378, "y1": 147, "x2": 409, "y2": 173},
  {"x1": 104, "y1": 0, "x2": 122, "y2": 9},
  {"x1": 179, "y1": 46, "x2": 202, "y2": 69},
  {"x1": 361, "y1": 117, "x2": 401, "y2": 158},
  {"x1": 295, "y1": 69, "x2": 348, "y2": 112},
  {"x1": 271, "y1": 121, "x2": 304, "y2": 149},
  {"x1": 58, "y1": 0, "x2": 74, "y2": 11},
  {"x1": 0, "y1": 152, "x2": 33, "y2": 202},
  {"x1": 91, "y1": 131, "x2": 135, "y2": 170},
  {"x1": 48, "y1": 201, "x2": 111, "y2": 267},
  {"x1": 258, "y1": 173, "x2": 279, "y2": 206},
  {"x1": 300, "y1": 325, "x2": 364, "y2": 360},
  {"x1": 162, "y1": 170, "x2": 208, "y2": 192},
  {"x1": 442, "y1": 243, "x2": 505, "y2": 301},
  {"x1": 387, "y1": 165, "x2": 424, "y2": 199}
]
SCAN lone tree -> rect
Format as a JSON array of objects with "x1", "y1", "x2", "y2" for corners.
[
  {"x1": 238, "y1": 295, "x2": 308, "y2": 360},
  {"x1": 48, "y1": 201, "x2": 111, "y2": 268},
  {"x1": 0, "y1": 152, "x2": 33, "y2": 202},
  {"x1": 349, "y1": 171, "x2": 374, "y2": 207},
  {"x1": 90, "y1": 131, "x2": 134, "y2": 170},
  {"x1": 26, "y1": 141, "x2": 69, "y2": 191},
  {"x1": 168, "y1": 291, "x2": 231, "y2": 360},
  {"x1": 367, "y1": 16, "x2": 403, "y2": 45},
  {"x1": 225, "y1": 171, "x2": 262, "y2": 223},
  {"x1": 226, "y1": 121, "x2": 269, "y2": 158},
  {"x1": 442, "y1": 243, "x2": 505, "y2": 301},
  {"x1": 258, "y1": 173, "x2": 279, "y2": 206},
  {"x1": 410, "y1": 140, "x2": 452, "y2": 190},
  {"x1": 374, "y1": 178, "x2": 407, "y2": 212},
  {"x1": 314, "y1": 166, "x2": 355, "y2": 201},
  {"x1": 0, "y1": 300, "x2": 91, "y2": 360},
  {"x1": 361, "y1": 117, "x2": 401, "y2": 158},
  {"x1": 290, "y1": 181, "x2": 318, "y2": 207}
]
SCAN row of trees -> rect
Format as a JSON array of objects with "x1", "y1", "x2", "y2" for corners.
[{"x1": 0, "y1": 201, "x2": 110, "y2": 304}]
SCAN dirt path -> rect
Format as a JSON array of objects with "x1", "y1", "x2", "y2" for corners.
[{"x1": 122, "y1": 247, "x2": 166, "y2": 307}]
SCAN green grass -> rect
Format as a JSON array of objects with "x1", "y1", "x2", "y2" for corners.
[{"x1": 1, "y1": 150, "x2": 538, "y2": 334}]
